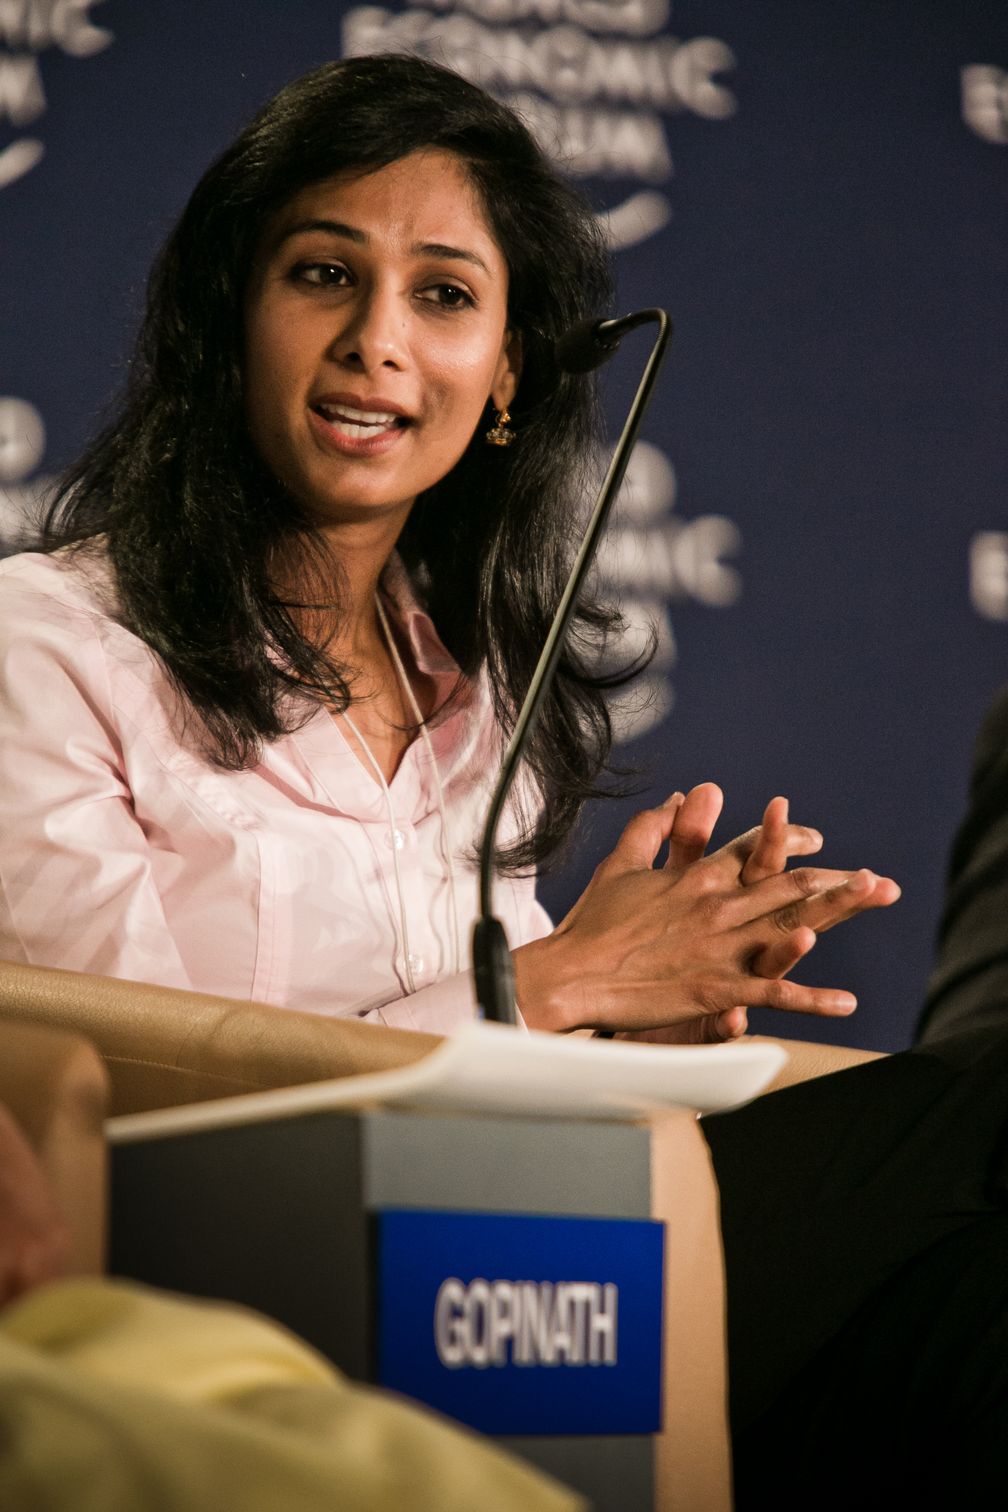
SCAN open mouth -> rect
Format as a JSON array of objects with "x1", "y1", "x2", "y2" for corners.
[{"x1": 311, "y1": 401, "x2": 410, "y2": 441}]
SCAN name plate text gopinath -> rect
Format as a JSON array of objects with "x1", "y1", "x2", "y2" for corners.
[{"x1": 376, "y1": 1209, "x2": 664, "y2": 1434}]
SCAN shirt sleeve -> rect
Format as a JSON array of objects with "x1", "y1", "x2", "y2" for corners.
[
  {"x1": 0, "y1": 571, "x2": 193, "y2": 988},
  {"x1": 357, "y1": 895, "x2": 554, "y2": 1034}
]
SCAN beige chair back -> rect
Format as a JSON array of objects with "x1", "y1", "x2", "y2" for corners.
[{"x1": 0, "y1": 959, "x2": 438, "y2": 1116}]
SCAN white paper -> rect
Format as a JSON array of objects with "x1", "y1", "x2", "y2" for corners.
[{"x1": 107, "y1": 1023, "x2": 788, "y2": 1144}]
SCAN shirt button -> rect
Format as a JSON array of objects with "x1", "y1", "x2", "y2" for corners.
[
  {"x1": 384, "y1": 829, "x2": 405, "y2": 850},
  {"x1": 407, "y1": 953, "x2": 424, "y2": 974}
]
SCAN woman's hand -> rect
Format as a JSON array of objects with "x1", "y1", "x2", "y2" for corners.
[
  {"x1": 619, "y1": 786, "x2": 823, "y2": 1043},
  {"x1": 673, "y1": 786, "x2": 887, "y2": 1000},
  {"x1": 513, "y1": 784, "x2": 900, "y2": 1037}
]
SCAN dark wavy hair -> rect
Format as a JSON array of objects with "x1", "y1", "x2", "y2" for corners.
[{"x1": 43, "y1": 53, "x2": 640, "y2": 871}]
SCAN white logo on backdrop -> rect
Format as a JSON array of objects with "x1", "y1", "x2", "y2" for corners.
[
  {"x1": 0, "y1": 396, "x2": 52, "y2": 548},
  {"x1": 599, "y1": 442, "x2": 742, "y2": 742},
  {"x1": 970, "y1": 532, "x2": 1008, "y2": 621},
  {"x1": 961, "y1": 65, "x2": 1008, "y2": 145},
  {"x1": 342, "y1": 0, "x2": 736, "y2": 249},
  {"x1": 0, "y1": 0, "x2": 113, "y2": 190}
]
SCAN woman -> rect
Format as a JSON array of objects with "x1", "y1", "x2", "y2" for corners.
[
  {"x1": 0, "y1": 54, "x2": 891, "y2": 1036},
  {"x1": 0, "y1": 55, "x2": 1004, "y2": 1506}
]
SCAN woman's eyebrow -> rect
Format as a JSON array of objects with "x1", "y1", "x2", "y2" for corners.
[
  {"x1": 414, "y1": 241, "x2": 490, "y2": 275},
  {"x1": 272, "y1": 220, "x2": 490, "y2": 274},
  {"x1": 274, "y1": 218, "x2": 366, "y2": 249}
]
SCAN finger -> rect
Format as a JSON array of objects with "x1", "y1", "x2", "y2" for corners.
[
  {"x1": 712, "y1": 1006, "x2": 749, "y2": 1040},
  {"x1": 726, "y1": 864, "x2": 889, "y2": 930},
  {"x1": 606, "y1": 796, "x2": 688, "y2": 873},
  {"x1": 787, "y1": 870, "x2": 902, "y2": 937},
  {"x1": 708, "y1": 821, "x2": 825, "y2": 884},
  {"x1": 664, "y1": 782, "x2": 723, "y2": 873},
  {"x1": 618, "y1": 1007, "x2": 749, "y2": 1045},
  {"x1": 740, "y1": 798, "x2": 824, "y2": 884},
  {"x1": 752, "y1": 925, "x2": 817, "y2": 979},
  {"x1": 676, "y1": 1007, "x2": 749, "y2": 1044},
  {"x1": 740, "y1": 795, "x2": 789, "y2": 883},
  {"x1": 742, "y1": 975, "x2": 858, "y2": 1016}
]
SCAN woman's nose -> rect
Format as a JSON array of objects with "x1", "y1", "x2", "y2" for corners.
[{"x1": 329, "y1": 285, "x2": 407, "y2": 371}]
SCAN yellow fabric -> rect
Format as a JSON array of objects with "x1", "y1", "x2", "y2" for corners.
[{"x1": 0, "y1": 1278, "x2": 584, "y2": 1512}]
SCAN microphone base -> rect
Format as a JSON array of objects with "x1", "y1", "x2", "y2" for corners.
[{"x1": 472, "y1": 916, "x2": 519, "y2": 1027}]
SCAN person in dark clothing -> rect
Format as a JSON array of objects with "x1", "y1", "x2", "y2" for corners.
[
  {"x1": 919, "y1": 684, "x2": 1008, "y2": 1043},
  {"x1": 704, "y1": 1021, "x2": 1008, "y2": 1508}
]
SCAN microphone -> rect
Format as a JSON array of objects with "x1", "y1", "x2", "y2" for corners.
[
  {"x1": 554, "y1": 310, "x2": 666, "y2": 374},
  {"x1": 473, "y1": 307, "x2": 673, "y2": 1026}
]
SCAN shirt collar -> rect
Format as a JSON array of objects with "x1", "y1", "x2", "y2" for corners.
[{"x1": 378, "y1": 551, "x2": 463, "y2": 683}]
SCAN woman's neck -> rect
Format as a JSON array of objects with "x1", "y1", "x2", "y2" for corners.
[
  {"x1": 333, "y1": 517, "x2": 402, "y2": 655},
  {"x1": 279, "y1": 514, "x2": 404, "y2": 661},
  {"x1": 272, "y1": 516, "x2": 434, "y2": 783}
]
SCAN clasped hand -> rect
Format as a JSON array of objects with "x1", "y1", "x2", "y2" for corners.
[{"x1": 513, "y1": 784, "x2": 900, "y2": 1041}]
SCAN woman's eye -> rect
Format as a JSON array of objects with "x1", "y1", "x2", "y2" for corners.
[
  {"x1": 294, "y1": 262, "x2": 351, "y2": 288},
  {"x1": 419, "y1": 283, "x2": 475, "y2": 310}
]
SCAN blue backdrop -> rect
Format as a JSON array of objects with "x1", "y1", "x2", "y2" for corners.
[{"x1": 2, "y1": 1, "x2": 1006, "y2": 1049}]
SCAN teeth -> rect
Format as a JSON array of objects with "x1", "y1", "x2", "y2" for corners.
[{"x1": 316, "y1": 402, "x2": 399, "y2": 425}]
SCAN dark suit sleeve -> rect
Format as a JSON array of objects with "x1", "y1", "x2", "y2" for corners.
[{"x1": 917, "y1": 685, "x2": 1008, "y2": 1042}]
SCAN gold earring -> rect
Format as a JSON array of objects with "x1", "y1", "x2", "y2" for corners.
[{"x1": 485, "y1": 406, "x2": 515, "y2": 447}]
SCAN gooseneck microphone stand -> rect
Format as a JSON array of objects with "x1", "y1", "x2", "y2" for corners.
[{"x1": 473, "y1": 309, "x2": 673, "y2": 1026}]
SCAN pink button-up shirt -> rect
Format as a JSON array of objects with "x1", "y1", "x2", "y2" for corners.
[{"x1": 0, "y1": 550, "x2": 551, "y2": 1032}]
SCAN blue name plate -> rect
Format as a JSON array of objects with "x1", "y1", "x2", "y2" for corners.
[{"x1": 376, "y1": 1209, "x2": 664, "y2": 1435}]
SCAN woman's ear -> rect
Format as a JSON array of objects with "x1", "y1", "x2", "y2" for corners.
[{"x1": 491, "y1": 328, "x2": 523, "y2": 412}]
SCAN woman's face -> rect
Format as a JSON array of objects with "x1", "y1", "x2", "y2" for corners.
[{"x1": 243, "y1": 149, "x2": 521, "y2": 530}]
